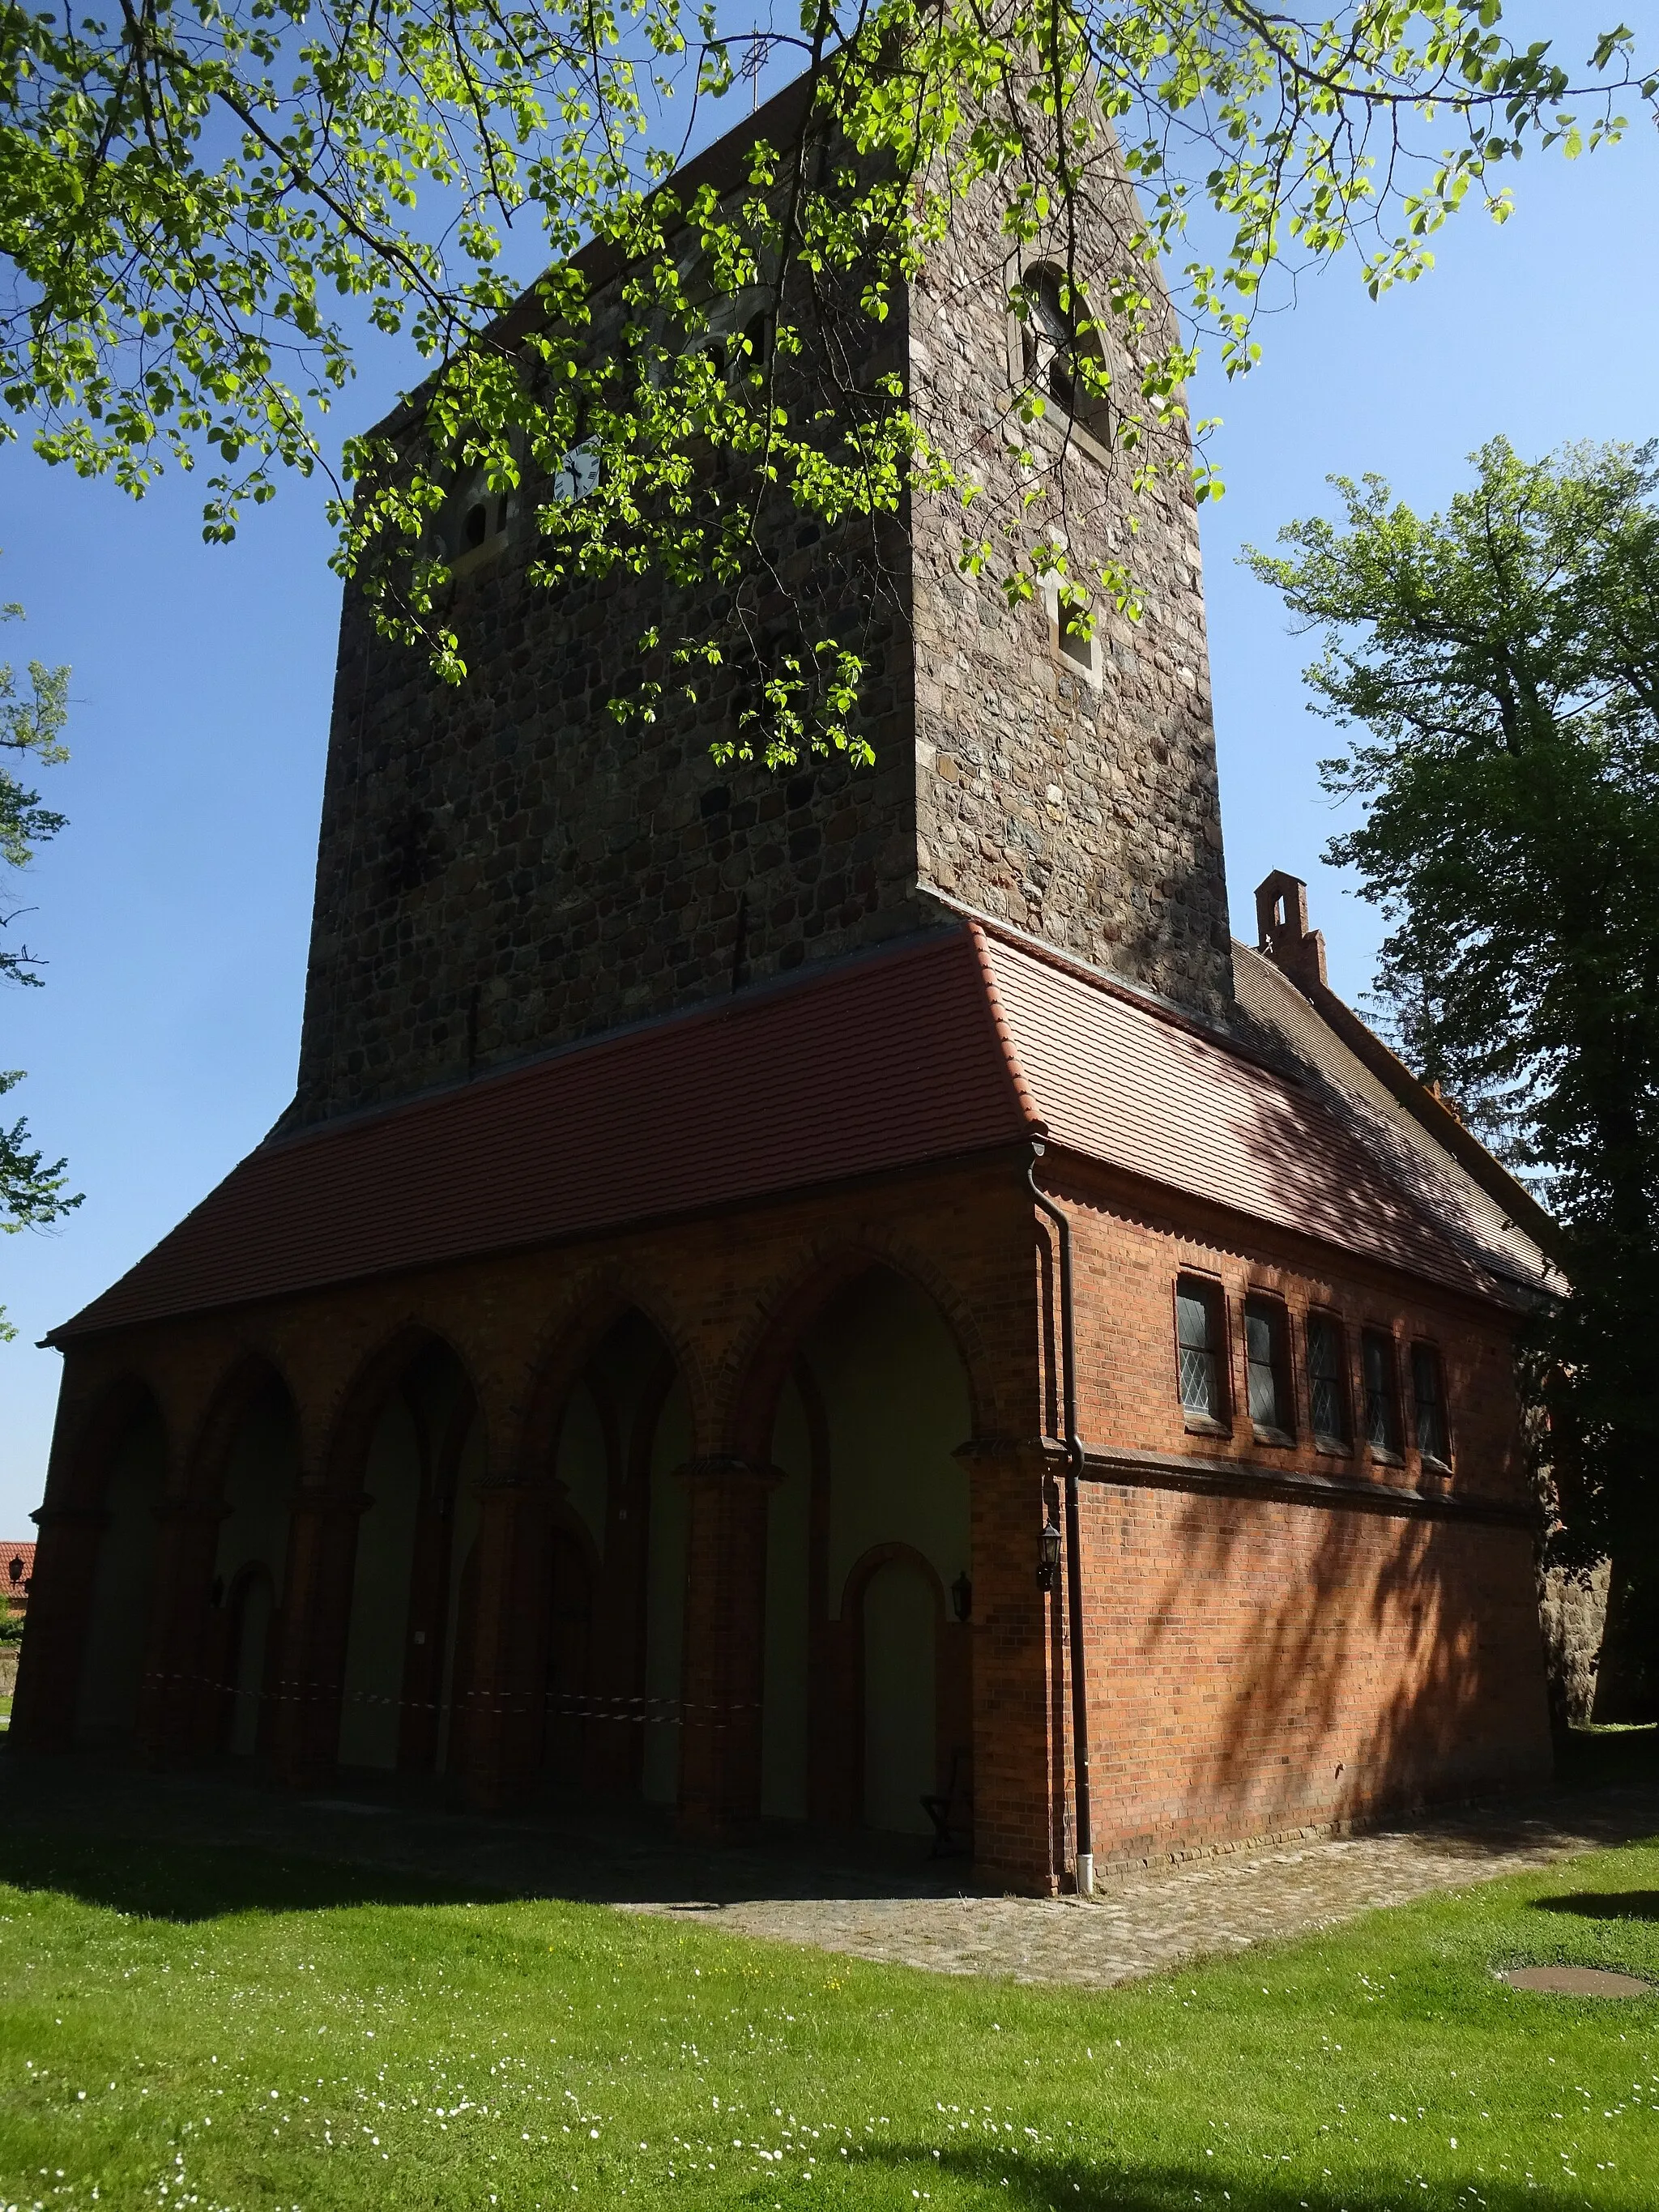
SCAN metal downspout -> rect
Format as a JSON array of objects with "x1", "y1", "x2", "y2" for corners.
[{"x1": 1026, "y1": 1141, "x2": 1094, "y2": 1898}]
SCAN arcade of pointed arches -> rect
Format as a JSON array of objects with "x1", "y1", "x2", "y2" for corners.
[{"x1": 49, "y1": 1252, "x2": 984, "y2": 1845}]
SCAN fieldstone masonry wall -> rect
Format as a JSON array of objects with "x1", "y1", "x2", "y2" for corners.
[
  {"x1": 906, "y1": 158, "x2": 1233, "y2": 1016},
  {"x1": 291, "y1": 116, "x2": 1234, "y2": 1128},
  {"x1": 292, "y1": 511, "x2": 928, "y2": 1127}
]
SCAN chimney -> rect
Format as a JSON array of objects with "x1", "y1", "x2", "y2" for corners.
[{"x1": 1255, "y1": 870, "x2": 1328, "y2": 995}]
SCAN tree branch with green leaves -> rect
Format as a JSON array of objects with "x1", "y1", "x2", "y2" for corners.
[
  {"x1": 2, "y1": 2, "x2": 1651, "y2": 755},
  {"x1": 1, "y1": 590, "x2": 80, "y2": 1343},
  {"x1": 1247, "y1": 436, "x2": 1659, "y2": 1609}
]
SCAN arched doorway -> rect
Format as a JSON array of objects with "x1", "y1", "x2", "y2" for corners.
[
  {"x1": 223, "y1": 1566, "x2": 277, "y2": 1757},
  {"x1": 336, "y1": 1337, "x2": 483, "y2": 1776},
  {"x1": 209, "y1": 1370, "x2": 299, "y2": 1759},
  {"x1": 759, "y1": 1264, "x2": 975, "y2": 1839},
  {"x1": 861, "y1": 1555, "x2": 940, "y2": 1835},
  {"x1": 542, "y1": 1528, "x2": 593, "y2": 1783},
  {"x1": 539, "y1": 1308, "x2": 693, "y2": 1803},
  {"x1": 75, "y1": 1389, "x2": 166, "y2": 1748}
]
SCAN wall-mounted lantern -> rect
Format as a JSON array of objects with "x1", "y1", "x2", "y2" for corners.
[
  {"x1": 1037, "y1": 1517, "x2": 1062, "y2": 1593},
  {"x1": 951, "y1": 1570, "x2": 973, "y2": 1623}
]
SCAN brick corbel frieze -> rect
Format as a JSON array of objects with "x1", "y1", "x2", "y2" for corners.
[{"x1": 674, "y1": 1455, "x2": 784, "y2": 1843}]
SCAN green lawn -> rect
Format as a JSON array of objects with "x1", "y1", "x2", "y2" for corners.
[{"x1": 0, "y1": 1827, "x2": 1655, "y2": 2212}]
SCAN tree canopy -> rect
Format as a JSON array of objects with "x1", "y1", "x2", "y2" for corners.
[
  {"x1": 1247, "y1": 437, "x2": 1659, "y2": 1600},
  {"x1": 0, "y1": 593, "x2": 79, "y2": 1342},
  {"x1": 2, "y1": 3, "x2": 1652, "y2": 752}
]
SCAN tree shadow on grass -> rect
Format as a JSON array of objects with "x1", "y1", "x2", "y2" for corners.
[
  {"x1": 869, "y1": 2144, "x2": 1597, "y2": 2212},
  {"x1": 1533, "y1": 1889, "x2": 1659, "y2": 1922},
  {"x1": 0, "y1": 1828, "x2": 488, "y2": 1922}
]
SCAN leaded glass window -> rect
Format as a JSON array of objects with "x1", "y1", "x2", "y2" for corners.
[
  {"x1": 1244, "y1": 1298, "x2": 1290, "y2": 1434},
  {"x1": 1411, "y1": 1343, "x2": 1450, "y2": 1463},
  {"x1": 1362, "y1": 1328, "x2": 1402, "y2": 1455},
  {"x1": 1175, "y1": 1279, "x2": 1225, "y2": 1419},
  {"x1": 1307, "y1": 1314, "x2": 1350, "y2": 1445}
]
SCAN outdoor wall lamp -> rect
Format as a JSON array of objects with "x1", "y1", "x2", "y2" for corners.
[
  {"x1": 952, "y1": 1570, "x2": 973, "y2": 1623},
  {"x1": 1037, "y1": 1516, "x2": 1063, "y2": 1593}
]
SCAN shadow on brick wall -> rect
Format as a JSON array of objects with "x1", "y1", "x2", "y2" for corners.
[{"x1": 1128, "y1": 1485, "x2": 1537, "y2": 1838}]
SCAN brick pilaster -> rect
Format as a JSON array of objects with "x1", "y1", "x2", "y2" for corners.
[
  {"x1": 454, "y1": 1476, "x2": 539, "y2": 1809},
  {"x1": 675, "y1": 1456, "x2": 781, "y2": 1841},
  {"x1": 269, "y1": 1484, "x2": 365, "y2": 1786},
  {"x1": 9, "y1": 1504, "x2": 108, "y2": 1752},
  {"x1": 957, "y1": 1436, "x2": 1065, "y2": 1894},
  {"x1": 136, "y1": 1497, "x2": 228, "y2": 1764}
]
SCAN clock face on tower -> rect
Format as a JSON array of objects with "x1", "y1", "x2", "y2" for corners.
[{"x1": 551, "y1": 441, "x2": 601, "y2": 503}]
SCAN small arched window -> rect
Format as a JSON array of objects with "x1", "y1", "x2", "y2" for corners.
[
  {"x1": 437, "y1": 461, "x2": 514, "y2": 569},
  {"x1": 1016, "y1": 264, "x2": 1111, "y2": 442}
]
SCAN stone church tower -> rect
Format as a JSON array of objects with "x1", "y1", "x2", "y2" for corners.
[
  {"x1": 292, "y1": 82, "x2": 1231, "y2": 1129},
  {"x1": 19, "y1": 82, "x2": 1556, "y2": 1895}
]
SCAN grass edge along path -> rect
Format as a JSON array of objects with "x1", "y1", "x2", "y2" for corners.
[{"x1": 0, "y1": 1826, "x2": 1655, "y2": 2212}]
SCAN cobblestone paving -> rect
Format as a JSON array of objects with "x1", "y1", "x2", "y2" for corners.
[
  {"x1": 5, "y1": 1759, "x2": 1655, "y2": 1993},
  {"x1": 627, "y1": 1795, "x2": 1659, "y2": 1987}
]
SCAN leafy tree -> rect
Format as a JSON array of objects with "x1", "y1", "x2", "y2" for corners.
[
  {"x1": 1247, "y1": 438, "x2": 1659, "y2": 1694},
  {"x1": 1, "y1": 594, "x2": 79, "y2": 1343},
  {"x1": 1, "y1": 4, "x2": 1651, "y2": 752}
]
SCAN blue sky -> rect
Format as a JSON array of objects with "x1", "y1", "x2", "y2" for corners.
[{"x1": 3, "y1": 52, "x2": 1657, "y2": 1528}]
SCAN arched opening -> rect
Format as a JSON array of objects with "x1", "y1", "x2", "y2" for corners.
[
  {"x1": 208, "y1": 1370, "x2": 299, "y2": 1760},
  {"x1": 861, "y1": 1554, "x2": 940, "y2": 1835},
  {"x1": 222, "y1": 1566, "x2": 277, "y2": 1758},
  {"x1": 75, "y1": 1388, "x2": 166, "y2": 1748},
  {"x1": 543, "y1": 1528, "x2": 593, "y2": 1783},
  {"x1": 538, "y1": 1307, "x2": 693, "y2": 1804},
  {"x1": 1017, "y1": 262, "x2": 1113, "y2": 441},
  {"x1": 336, "y1": 1337, "x2": 483, "y2": 1777},
  {"x1": 758, "y1": 1265, "x2": 974, "y2": 1840}
]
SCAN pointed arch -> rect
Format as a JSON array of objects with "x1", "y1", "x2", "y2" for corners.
[
  {"x1": 512, "y1": 1268, "x2": 713, "y2": 1481},
  {"x1": 742, "y1": 1251, "x2": 979, "y2": 1839},
  {"x1": 723, "y1": 1234, "x2": 993, "y2": 1461},
  {"x1": 289, "y1": 1323, "x2": 488, "y2": 1779},
  {"x1": 53, "y1": 1372, "x2": 171, "y2": 1514},
  {"x1": 184, "y1": 1351, "x2": 302, "y2": 1763},
  {"x1": 185, "y1": 1348, "x2": 301, "y2": 1504},
  {"x1": 320, "y1": 1321, "x2": 489, "y2": 1497},
  {"x1": 483, "y1": 1279, "x2": 707, "y2": 1809}
]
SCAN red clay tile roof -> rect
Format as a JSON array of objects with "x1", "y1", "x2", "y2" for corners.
[
  {"x1": 54, "y1": 921, "x2": 1494, "y2": 1343},
  {"x1": 54, "y1": 930, "x2": 1030, "y2": 1340},
  {"x1": 979, "y1": 931, "x2": 1485, "y2": 1293},
  {"x1": 1, "y1": 1541, "x2": 35, "y2": 1608}
]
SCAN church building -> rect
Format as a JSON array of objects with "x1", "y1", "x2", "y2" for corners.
[{"x1": 13, "y1": 83, "x2": 1557, "y2": 1895}]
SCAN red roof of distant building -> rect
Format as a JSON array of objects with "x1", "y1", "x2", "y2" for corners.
[
  {"x1": 1, "y1": 1541, "x2": 36, "y2": 1608},
  {"x1": 53, "y1": 921, "x2": 1497, "y2": 1343}
]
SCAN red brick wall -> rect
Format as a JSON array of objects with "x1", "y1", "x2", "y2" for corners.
[
  {"x1": 1060, "y1": 1159, "x2": 1533, "y2": 1509},
  {"x1": 1075, "y1": 1485, "x2": 1548, "y2": 1863},
  {"x1": 19, "y1": 1146, "x2": 1551, "y2": 1891},
  {"x1": 1052, "y1": 1160, "x2": 1553, "y2": 1867}
]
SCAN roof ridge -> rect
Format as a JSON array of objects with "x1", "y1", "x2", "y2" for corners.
[{"x1": 963, "y1": 921, "x2": 1047, "y2": 1134}]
